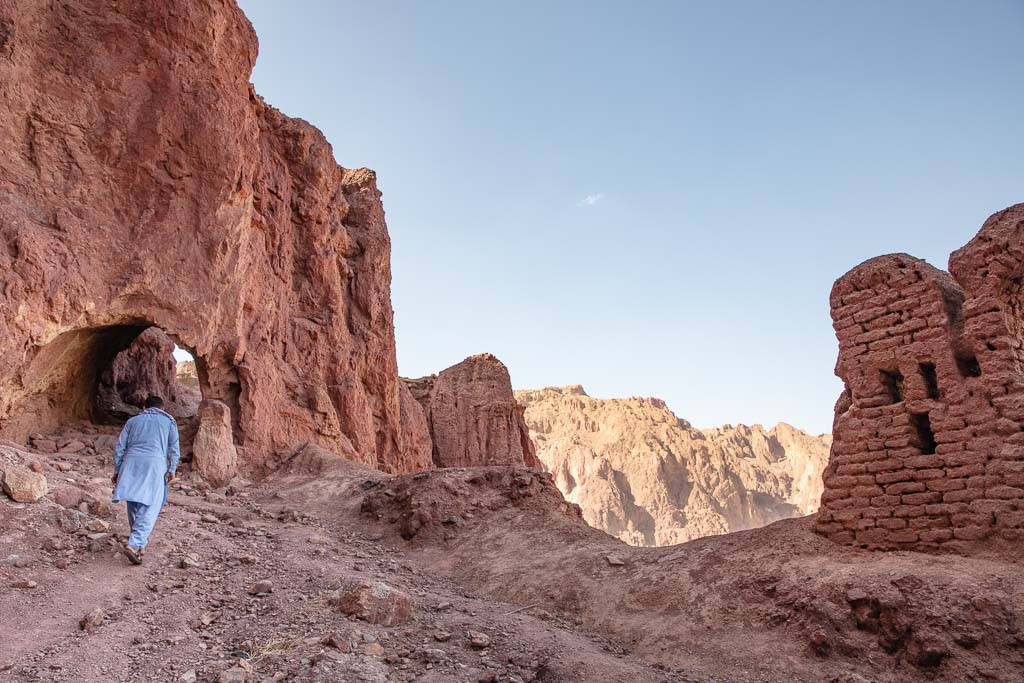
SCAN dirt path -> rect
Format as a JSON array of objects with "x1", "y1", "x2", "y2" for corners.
[{"x1": 0, "y1": 452, "x2": 673, "y2": 682}]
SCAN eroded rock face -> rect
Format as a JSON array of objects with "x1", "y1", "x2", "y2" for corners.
[
  {"x1": 816, "y1": 204, "x2": 1024, "y2": 551},
  {"x1": 516, "y1": 386, "x2": 831, "y2": 546},
  {"x1": 192, "y1": 400, "x2": 238, "y2": 487},
  {"x1": 394, "y1": 382, "x2": 433, "y2": 474},
  {"x1": 0, "y1": 0, "x2": 413, "y2": 474},
  {"x1": 404, "y1": 354, "x2": 539, "y2": 469}
]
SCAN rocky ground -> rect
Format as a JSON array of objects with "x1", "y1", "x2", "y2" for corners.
[{"x1": 1, "y1": 428, "x2": 1022, "y2": 683}]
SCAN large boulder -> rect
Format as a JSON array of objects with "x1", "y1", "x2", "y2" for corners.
[
  {"x1": 404, "y1": 354, "x2": 540, "y2": 469},
  {"x1": 0, "y1": 444, "x2": 47, "y2": 503},
  {"x1": 192, "y1": 400, "x2": 238, "y2": 487},
  {"x1": 330, "y1": 581, "x2": 414, "y2": 626},
  {"x1": 0, "y1": 0, "x2": 415, "y2": 475}
]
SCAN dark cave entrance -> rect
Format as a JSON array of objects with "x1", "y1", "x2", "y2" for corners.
[{"x1": 3, "y1": 323, "x2": 208, "y2": 441}]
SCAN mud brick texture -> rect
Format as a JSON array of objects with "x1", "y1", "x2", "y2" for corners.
[{"x1": 815, "y1": 204, "x2": 1024, "y2": 551}]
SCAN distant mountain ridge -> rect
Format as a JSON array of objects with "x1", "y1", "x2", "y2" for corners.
[{"x1": 515, "y1": 385, "x2": 831, "y2": 546}]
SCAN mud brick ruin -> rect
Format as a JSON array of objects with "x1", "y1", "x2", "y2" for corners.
[{"x1": 815, "y1": 204, "x2": 1024, "y2": 550}]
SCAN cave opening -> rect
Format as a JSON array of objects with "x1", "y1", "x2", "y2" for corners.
[{"x1": 1, "y1": 323, "x2": 207, "y2": 447}]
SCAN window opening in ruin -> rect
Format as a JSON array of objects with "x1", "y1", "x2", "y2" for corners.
[
  {"x1": 911, "y1": 412, "x2": 937, "y2": 455},
  {"x1": 879, "y1": 369, "x2": 904, "y2": 404},
  {"x1": 956, "y1": 353, "x2": 981, "y2": 378},
  {"x1": 919, "y1": 362, "x2": 940, "y2": 400}
]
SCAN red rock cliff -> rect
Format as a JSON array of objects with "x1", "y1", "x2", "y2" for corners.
[{"x1": 0, "y1": 0, "x2": 419, "y2": 473}]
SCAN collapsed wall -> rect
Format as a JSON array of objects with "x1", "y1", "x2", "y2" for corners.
[
  {"x1": 816, "y1": 204, "x2": 1024, "y2": 550},
  {"x1": 0, "y1": 0, "x2": 423, "y2": 473}
]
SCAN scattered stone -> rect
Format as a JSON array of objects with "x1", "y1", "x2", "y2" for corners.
[
  {"x1": 55, "y1": 509, "x2": 83, "y2": 533},
  {"x1": 12, "y1": 579, "x2": 37, "y2": 589},
  {"x1": 86, "y1": 519, "x2": 111, "y2": 532},
  {"x1": 216, "y1": 667, "x2": 248, "y2": 683},
  {"x1": 238, "y1": 555, "x2": 257, "y2": 565},
  {"x1": 468, "y1": 631, "x2": 491, "y2": 649},
  {"x1": 201, "y1": 513, "x2": 220, "y2": 524},
  {"x1": 248, "y1": 580, "x2": 273, "y2": 596},
  {"x1": 179, "y1": 671, "x2": 198, "y2": 683},
  {"x1": 478, "y1": 673, "x2": 497, "y2": 683},
  {"x1": 89, "y1": 500, "x2": 113, "y2": 517},
  {"x1": 80, "y1": 607, "x2": 105, "y2": 631},
  {"x1": 32, "y1": 439, "x2": 57, "y2": 454},
  {"x1": 54, "y1": 488, "x2": 85, "y2": 509},
  {"x1": 58, "y1": 440, "x2": 87, "y2": 453},
  {"x1": 809, "y1": 630, "x2": 831, "y2": 656},
  {"x1": 331, "y1": 581, "x2": 414, "y2": 626},
  {"x1": 605, "y1": 554, "x2": 626, "y2": 566},
  {"x1": 322, "y1": 634, "x2": 351, "y2": 652},
  {"x1": 362, "y1": 642, "x2": 384, "y2": 656},
  {"x1": 55, "y1": 461, "x2": 73, "y2": 472},
  {"x1": 433, "y1": 631, "x2": 452, "y2": 642},
  {"x1": 180, "y1": 554, "x2": 201, "y2": 569}
]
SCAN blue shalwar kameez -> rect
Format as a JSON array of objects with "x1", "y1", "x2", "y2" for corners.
[{"x1": 111, "y1": 408, "x2": 180, "y2": 551}]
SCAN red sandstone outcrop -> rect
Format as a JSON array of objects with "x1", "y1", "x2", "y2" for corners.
[
  {"x1": 516, "y1": 385, "x2": 831, "y2": 545},
  {"x1": 816, "y1": 204, "x2": 1024, "y2": 551},
  {"x1": 0, "y1": 0, "x2": 415, "y2": 474},
  {"x1": 192, "y1": 400, "x2": 238, "y2": 487},
  {"x1": 403, "y1": 354, "x2": 540, "y2": 470}
]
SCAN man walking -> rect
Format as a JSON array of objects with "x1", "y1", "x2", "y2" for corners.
[{"x1": 111, "y1": 395, "x2": 180, "y2": 565}]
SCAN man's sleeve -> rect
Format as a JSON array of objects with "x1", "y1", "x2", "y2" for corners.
[
  {"x1": 167, "y1": 419, "x2": 181, "y2": 475},
  {"x1": 114, "y1": 423, "x2": 129, "y2": 473}
]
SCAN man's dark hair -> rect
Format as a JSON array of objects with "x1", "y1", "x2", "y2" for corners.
[{"x1": 143, "y1": 395, "x2": 164, "y2": 409}]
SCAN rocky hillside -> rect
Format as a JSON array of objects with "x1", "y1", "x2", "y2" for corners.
[{"x1": 515, "y1": 385, "x2": 831, "y2": 546}]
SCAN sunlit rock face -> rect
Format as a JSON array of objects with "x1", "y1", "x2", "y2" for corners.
[
  {"x1": 516, "y1": 385, "x2": 831, "y2": 546},
  {"x1": 405, "y1": 354, "x2": 540, "y2": 470},
  {"x1": 0, "y1": 0, "x2": 422, "y2": 474}
]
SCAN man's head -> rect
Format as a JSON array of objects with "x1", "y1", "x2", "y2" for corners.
[{"x1": 143, "y1": 395, "x2": 164, "y2": 409}]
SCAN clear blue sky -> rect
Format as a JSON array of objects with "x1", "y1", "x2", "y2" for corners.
[{"x1": 236, "y1": 0, "x2": 1023, "y2": 434}]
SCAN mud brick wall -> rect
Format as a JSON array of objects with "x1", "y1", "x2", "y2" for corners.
[{"x1": 815, "y1": 205, "x2": 1024, "y2": 551}]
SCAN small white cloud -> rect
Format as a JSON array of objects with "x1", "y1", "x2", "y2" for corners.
[{"x1": 576, "y1": 193, "x2": 604, "y2": 208}]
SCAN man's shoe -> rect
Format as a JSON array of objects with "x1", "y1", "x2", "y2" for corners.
[{"x1": 123, "y1": 546, "x2": 143, "y2": 565}]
